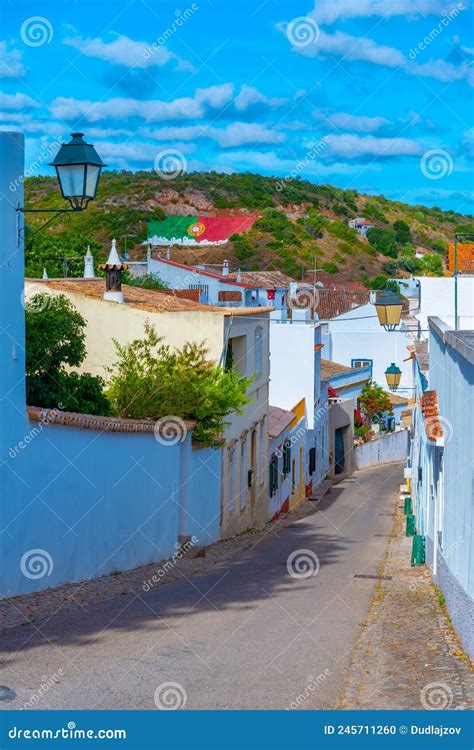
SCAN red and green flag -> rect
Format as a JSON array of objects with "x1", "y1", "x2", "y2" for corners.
[{"x1": 148, "y1": 216, "x2": 257, "y2": 245}]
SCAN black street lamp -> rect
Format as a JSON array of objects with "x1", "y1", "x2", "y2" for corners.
[
  {"x1": 374, "y1": 291, "x2": 403, "y2": 331},
  {"x1": 16, "y1": 132, "x2": 106, "y2": 244},
  {"x1": 49, "y1": 133, "x2": 106, "y2": 211},
  {"x1": 16, "y1": 133, "x2": 105, "y2": 218}
]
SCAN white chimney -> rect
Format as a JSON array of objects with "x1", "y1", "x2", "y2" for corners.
[
  {"x1": 42, "y1": 268, "x2": 48, "y2": 280},
  {"x1": 223, "y1": 259, "x2": 229, "y2": 276},
  {"x1": 100, "y1": 239, "x2": 126, "y2": 304},
  {"x1": 369, "y1": 291, "x2": 377, "y2": 304},
  {"x1": 166, "y1": 248, "x2": 170, "y2": 259},
  {"x1": 84, "y1": 245, "x2": 95, "y2": 279},
  {"x1": 236, "y1": 268, "x2": 242, "y2": 282}
]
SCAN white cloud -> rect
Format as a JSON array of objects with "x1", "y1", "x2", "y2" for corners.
[
  {"x1": 234, "y1": 84, "x2": 287, "y2": 111},
  {"x1": 462, "y1": 128, "x2": 474, "y2": 157},
  {"x1": 312, "y1": 0, "x2": 460, "y2": 24},
  {"x1": 0, "y1": 42, "x2": 25, "y2": 78},
  {"x1": 195, "y1": 83, "x2": 234, "y2": 108},
  {"x1": 315, "y1": 111, "x2": 391, "y2": 132},
  {"x1": 63, "y1": 33, "x2": 193, "y2": 72},
  {"x1": 410, "y1": 58, "x2": 474, "y2": 85},
  {"x1": 319, "y1": 134, "x2": 423, "y2": 157},
  {"x1": 280, "y1": 23, "x2": 474, "y2": 86},
  {"x1": 142, "y1": 121, "x2": 283, "y2": 147},
  {"x1": 310, "y1": 29, "x2": 404, "y2": 66},
  {"x1": 0, "y1": 92, "x2": 41, "y2": 110},
  {"x1": 51, "y1": 84, "x2": 235, "y2": 122},
  {"x1": 214, "y1": 123, "x2": 283, "y2": 147},
  {"x1": 215, "y1": 149, "x2": 380, "y2": 175}
]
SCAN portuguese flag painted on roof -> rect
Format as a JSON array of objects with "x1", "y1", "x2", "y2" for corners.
[{"x1": 148, "y1": 216, "x2": 257, "y2": 245}]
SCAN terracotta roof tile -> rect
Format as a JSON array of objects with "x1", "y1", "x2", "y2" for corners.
[
  {"x1": 227, "y1": 270, "x2": 293, "y2": 287},
  {"x1": 268, "y1": 405, "x2": 296, "y2": 438},
  {"x1": 27, "y1": 407, "x2": 195, "y2": 434},
  {"x1": 420, "y1": 390, "x2": 444, "y2": 441},
  {"x1": 26, "y1": 279, "x2": 273, "y2": 317}
]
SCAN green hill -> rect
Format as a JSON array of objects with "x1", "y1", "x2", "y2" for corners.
[{"x1": 24, "y1": 171, "x2": 473, "y2": 286}]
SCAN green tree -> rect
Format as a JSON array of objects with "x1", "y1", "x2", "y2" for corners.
[
  {"x1": 107, "y1": 324, "x2": 252, "y2": 447},
  {"x1": 122, "y1": 271, "x2": 169, "y2": 289},
  {"x1": 420, "y1": 253, "x2": 443, "y2": 276},
  {"x1": 366, "y1": 227, "x2": 398, "y2": 258},
  {"x1": 359, "y1": 382, "x2": 393, "y2": 424},
  {"x1": 25, "y1": 294, "x2": 110, "y2": 415},
  {"x1": 393, "y1": 220, "x2": 412, "y2": 245}
]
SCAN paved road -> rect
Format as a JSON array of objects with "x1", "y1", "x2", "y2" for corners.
[{"x1": 0, "y1": 463, "x2": 403, "y2": 710}]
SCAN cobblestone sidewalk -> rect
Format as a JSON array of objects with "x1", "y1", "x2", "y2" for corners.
[{"x1": 339, "y1": 489, "x2": 474, "y2": 710}]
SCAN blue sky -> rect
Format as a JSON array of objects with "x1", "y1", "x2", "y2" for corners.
[{"x1": 1, "y1": 0, "x2": 473, "y2": 212}]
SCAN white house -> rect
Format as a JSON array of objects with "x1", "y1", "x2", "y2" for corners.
[
  {"x1": 26, "y1": 266, "x2": 273, "y2": 542},
  {"x1": 321, "y1": 300, "x2": 416, "y2": 393},
  {"x1": 407, "y1": 315, "x2": 474, "y2": 658},
  {"x1": 269, "y1": 310, "x2": 330, "y2": 501}
]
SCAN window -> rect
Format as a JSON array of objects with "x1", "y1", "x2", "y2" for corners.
[
  {"x1": 351, "y1": 358, "x2": 373, "y2": 369},
  {"x1": 308, "y1": 447, "x2": 316, "y2": 475},
  {"x1": 228, "y1": 445, "x2": 235, "y2": 513},
  {"x1": 282, "y1": 439, "x2": 291, "y2": 476},
  {"x1": 227, "y1": 335, "x2": 247, "y2": 376},
  {"x1": 269, "y1": 454, "x2": 279, "y2": 496},
  {"x1": 188, "y1": 283, "x2": 209, "y2": 298},
  {"x1": 255, "y1": 326, "x2": 263, "y2": 377},
  {"x1": 240, "y1": 439, "x2": 247, "y2": 510}
]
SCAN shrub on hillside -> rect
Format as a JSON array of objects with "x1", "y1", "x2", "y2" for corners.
[{"x1": 366, "y1": 227, "x2": 398, "y2": 258}]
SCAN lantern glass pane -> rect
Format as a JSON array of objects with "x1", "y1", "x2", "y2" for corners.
[
  {"x1": 58, "y1": 164, "x2": 86, "y2": 198},
  {"x1": 387, "y1": 304, "x2": 403, "y2": 326},
  {"x1": 85, "y1": 165, "x2": 100, "y2": 198},
  {"x1": 375, "y1": 304, "x2": 388, "y2": 325}
]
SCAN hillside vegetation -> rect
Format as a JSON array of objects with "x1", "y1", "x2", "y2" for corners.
[{"x1": 24, "y1": 171, "x2": 473, "y2": 286}]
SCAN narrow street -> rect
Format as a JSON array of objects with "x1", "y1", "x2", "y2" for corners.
[{"x1": 0, "y1": 463, "x2": 403, "y2": 710}]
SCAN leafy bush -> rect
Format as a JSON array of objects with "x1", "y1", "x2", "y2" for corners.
[
  {"x1": 366, "y1": 227, "x2": 398, "y2": 258},
  {"x1": 26, "y1": 294, "x2": 109, "y2": 415},
  {"x1": 230, "y1": 233, "x2": 254, "y2": 261},
  {"x1": 364, "y1": 200, "x2": 387, "y2": 223},
  {"x1": 122, "y1": 271, "x2": 169, "y2": 289},
  {"x1": 326, "y1": 220, "x2": 358, "y2": 242},
  {"x1": 322, "y1": 262, "x2": 339, "y2": 274},
  {"x1": 107, "y1": 324, "x2": 252, "y2": 446},
  {"x1": 393, "y1": 220, "x2": 412, "y2": 245}
]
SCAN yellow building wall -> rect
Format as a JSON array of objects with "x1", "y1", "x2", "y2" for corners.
[{"x1": 24, "y1": 283, "x2": 225, "y2": 379}]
